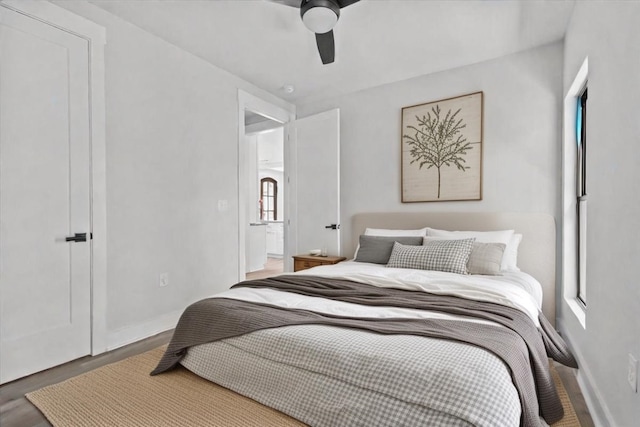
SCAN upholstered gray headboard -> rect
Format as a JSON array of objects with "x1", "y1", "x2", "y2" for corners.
[{"x1": 350, "y1": 212, "x2": 556, "y2": 325}]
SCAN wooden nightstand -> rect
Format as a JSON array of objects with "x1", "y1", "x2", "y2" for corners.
[{"x1": 293, "y1": 254, "x2": 346, "y2": 272}]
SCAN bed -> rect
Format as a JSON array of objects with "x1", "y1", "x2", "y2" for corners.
[{"x1": 152, "y1": 212, "x2": 576, "y2": 427}]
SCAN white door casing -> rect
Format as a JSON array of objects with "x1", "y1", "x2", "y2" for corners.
[
  {"x1": 287, "y1": 109, "x2": 341, "y2": 258},
  {"x1": 0, "y1": 0, "x2": 107, "y2": 383}
]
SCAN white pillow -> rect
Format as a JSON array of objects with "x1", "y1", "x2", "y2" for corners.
[
  {"x1": 426, "y1": 228, "x2": 517, "y2": 271},
  {"x1": 365, "y1": 227, "x2": 429, "y2": 236},
  {"x1": 503, "y1": 233, "x2": 522, "y2": 271},
  {"x1": 354, "y1": 228, "x2": 429, "y2": 259}
]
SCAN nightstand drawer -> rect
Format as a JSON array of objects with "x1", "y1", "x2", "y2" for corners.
[{"x1": 294, "y1": 259, "x2": 324, "y2": 271}]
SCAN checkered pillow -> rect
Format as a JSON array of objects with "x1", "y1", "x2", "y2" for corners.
[{"x1": 386, "y1": 239, "x2": 475, "y2": 274}]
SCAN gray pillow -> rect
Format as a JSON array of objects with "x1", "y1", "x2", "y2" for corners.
[
  {"x1": 467, "y1": 242, "x2": 506, "y2": 275},
  {"x1": 386, "y1": 239, "x2": 475, "y2": 274},
  {"x1": 354, "y1": 235, "x2": 424, "y2": 264}
]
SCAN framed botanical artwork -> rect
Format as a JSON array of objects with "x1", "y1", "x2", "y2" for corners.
[{"x1": 401, "y1": 91, "x2": 483, "y2": 202}]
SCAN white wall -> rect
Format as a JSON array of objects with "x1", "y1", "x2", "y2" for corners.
[
  {"x1": 52, "y1": 1, "x2": 294, "y2": 349},
  {"x1": 560, "y1": 2, "x2": 640, "y2": 426},
  {"x1": 245, "y1": 133, "x2": 259, "y2": 224},
  {"x1": 298, "y1": 42, "x2": 564, "y2": 256}
]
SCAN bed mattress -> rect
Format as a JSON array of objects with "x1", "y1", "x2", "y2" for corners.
[
  {"x1": 181, "y1": 323, "x2": 521, "y2": 427},
  {"x1": 155, "y1": 262, "x2": 575, "y2": 427}
]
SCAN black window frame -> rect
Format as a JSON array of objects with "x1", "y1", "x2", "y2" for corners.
[
  {"x1": 260, "y1": 177, "x2": 277, "y2": 221},
  {"x1": 576, "y1": 87, "x2": 588, "y2": 305}
]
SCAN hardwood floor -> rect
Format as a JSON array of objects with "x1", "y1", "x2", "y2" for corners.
[
  {"x1": 246, "y1": 257, "x2": 284, "y2": 280},
  {"x1": 1, "y1": 327, "x2": 595, "y2": 427}
]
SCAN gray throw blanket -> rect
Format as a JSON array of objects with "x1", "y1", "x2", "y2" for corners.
[{"x1": 152, "y1": 275, "x2": 577, "y2": 427}]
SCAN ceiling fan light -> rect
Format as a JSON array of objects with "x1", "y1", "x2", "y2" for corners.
[{"x1": 301, "y1": 3, "x2": 339, "y2": 34}]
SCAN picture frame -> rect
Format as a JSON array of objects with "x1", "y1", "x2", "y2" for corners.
[{"x1": 401, "y1": 91, "x2": 483, "y2": 202}]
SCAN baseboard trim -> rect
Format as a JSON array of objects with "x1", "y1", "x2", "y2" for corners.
[
  {"x1": 106, "y1": 310, "x2": 181, "y2": 352},
  {"x1": 576, "y1": 370, "x2": 613, "y2": 427},
  {"x1": 558, "y1": 319, "x2": 616, "y2": 427}
]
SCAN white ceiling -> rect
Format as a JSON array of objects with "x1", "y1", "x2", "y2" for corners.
[{"x1": 88, "y1": 0, "x2": 575, "y2": 105}]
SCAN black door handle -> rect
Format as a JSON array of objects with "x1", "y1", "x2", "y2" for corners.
[
  {"x1": 325, "y1": 224, "x2": 340, "y2": 230},
  {"x1": 65, "y1": 233, "x2": 88, "y2": 242}
]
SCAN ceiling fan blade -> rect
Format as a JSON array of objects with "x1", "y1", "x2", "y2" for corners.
[
  {"x1": 270, "y1": 0, "x2": 358, "y2": 9},
  {"x1": 268, "y1": 0, "x2": 301, "y2": 8},
  {"x1": 336, "y1": 0, "x2": 359, "y2": 8},
  {"x1": 315, "y1": 30, "x2": 335, "y2": 64}
]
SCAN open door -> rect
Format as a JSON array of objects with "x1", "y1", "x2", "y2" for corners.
[{"x1": 287, "y1": 109, "x2": 340, "y2": 266}]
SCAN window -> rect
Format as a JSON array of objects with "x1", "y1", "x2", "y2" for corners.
[
  {"x1": 260, "y1": 177, "x2": 277, "y2": 221},
  {"x1": 562, "y1": 57, "x2": 587, "y2": 326},
  {"x1": 576, "y1": 87, "x2": 587, "y2": 305}
]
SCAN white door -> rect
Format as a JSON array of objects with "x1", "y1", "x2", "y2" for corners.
[
  {"x1": 288, "y1": 109, "x2": 340, "y2": 260},
  {"x1": 0, "y1": 5, "x2": 92, "y2": 383}
]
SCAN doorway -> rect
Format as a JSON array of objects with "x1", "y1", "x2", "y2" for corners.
[
  {"x1": 245, "y1": 114, "x2": 285, "y2": 279},
  {"x1": 237, "y1": 94, "x2": 341, "y2": 281},
  {"x1": 237, "y1": 91, "x2": 294, "y2": 282}
]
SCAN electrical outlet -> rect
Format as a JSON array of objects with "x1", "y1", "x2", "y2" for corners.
[
  {"x1": 628, "y1": 353, "x2": 638, "y2": 392},
  {"x1": 159, "y1": 272, "x2": 169, "y2": 288}
]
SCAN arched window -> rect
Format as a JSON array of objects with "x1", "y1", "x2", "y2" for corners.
[{"x1": 260, "y1": 177, "x2": 277, "y2": 221}]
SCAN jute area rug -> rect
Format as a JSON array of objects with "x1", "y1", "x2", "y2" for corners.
[{"x1": 27, "y1": 346, "x2": 580, "y2": 427}]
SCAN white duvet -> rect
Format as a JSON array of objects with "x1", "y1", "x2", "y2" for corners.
[{"x1": 213, "y1": 261, "x2": 544, "y2": 327}]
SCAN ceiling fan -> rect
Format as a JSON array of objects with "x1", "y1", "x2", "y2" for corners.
[{"x1": 269, "y1": 0, "x2": 360, "y2": 65}]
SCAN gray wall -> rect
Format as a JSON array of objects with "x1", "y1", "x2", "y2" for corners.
[
  {"x1": 560, "y1": 2, "x2": 640, "y2": 426},
  {"x1": 298, "y1": 42, "x2": 564, "y2": 257},
  {"x1": 53, "y1": 1, "x2": 294, "y2": 348}
]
